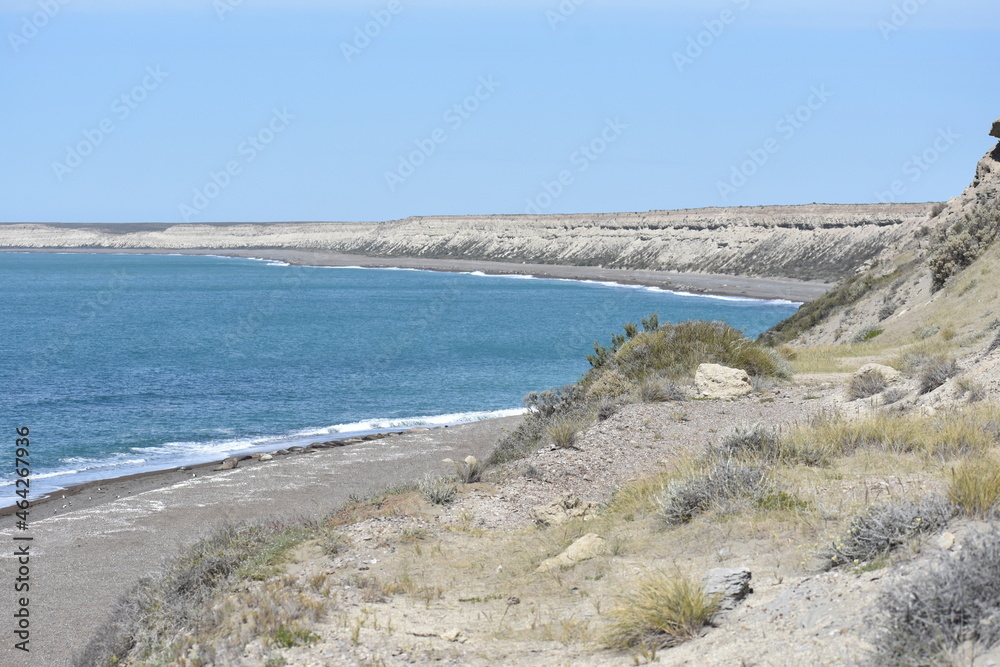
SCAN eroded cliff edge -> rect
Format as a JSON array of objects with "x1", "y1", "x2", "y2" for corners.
[{"x1": 0, "y1": 203, "x2": 930, "y2": 283}]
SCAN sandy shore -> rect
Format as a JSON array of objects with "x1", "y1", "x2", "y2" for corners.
[
  {"x1": 0, "y1": 417, "x2": 520, "y2": 667},
  {"x1": 3, "y1": 247, "x2": 833, "y2": 302}
]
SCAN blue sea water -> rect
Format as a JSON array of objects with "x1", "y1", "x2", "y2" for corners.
[{"x1": 0, "y1": 253, "x2": 799, "y2": 501}]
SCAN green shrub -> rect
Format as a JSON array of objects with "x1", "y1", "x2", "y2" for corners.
[
  {"x1": 853, "y1": 327, "x2": 884, "y2": 343},
  {"x1": 760, "y1": 269, "x2": 905, "y2": 345},
  {"x1": 591, "y1": 320, "x2": 788, "y2": 385},
  {"x1": 636, "y1": 377, "x2": 687, "y2": 403},
  {"x1": 548, "y1": 418, "x2": 582, "y2": 449},
  {"x1": 73, "y1": 522, "x2": 319, "y2": 667},
  {"x1": 929, "y1": 203, "x2": 1000, "y2": 290}
]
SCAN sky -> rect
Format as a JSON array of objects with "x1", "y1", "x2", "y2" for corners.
[{"x1": 1, "y1": 0, "x2": 999, "y2": 223}]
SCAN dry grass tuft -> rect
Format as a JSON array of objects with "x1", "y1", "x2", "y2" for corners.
[
  {"x1": 949, "y1": 456, "x2": 1000, "y2": 519},
  {"x1": 605, "y1": 573, "x2": 719, "y2": 650},
  {"x1": 548, "y1": 418, "x2": 582, "y2": 449}
]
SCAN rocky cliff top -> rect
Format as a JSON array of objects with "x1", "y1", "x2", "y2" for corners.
[{"x1": 0, "y1": 203, "x2": 931, "y2": 283}]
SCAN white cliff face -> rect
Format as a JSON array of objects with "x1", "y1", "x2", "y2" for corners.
[{"x1": 0, "y1": 203, "x2": 930, "y2": 282}]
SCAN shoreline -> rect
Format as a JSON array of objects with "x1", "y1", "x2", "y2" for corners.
[
  {"x1": 0, "y1": 415, "x2": 523, "y2": 666},
  {"x1": 0, "y1": 410, "x2": 526, "y2": 515},
  {"x1": 1, "y1": 247, "x2": 833, "y2": 302}
]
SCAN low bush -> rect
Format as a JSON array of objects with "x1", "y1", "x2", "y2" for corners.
[
  {"x1": 488, "y1": 412, "x2": 548, "y2": 465},
  {"x1": 419, "y1": 476, "x2": 457, "y2": 506},
  {"x1": 870, "y1": 528, "x2": 1000, "y2": 665},
  {"x1": 949, "y1": 456, "x2": 1000, "y2": 518},
  {"x1": 918, "y1": 357, "x2": 959, "y2": 394},
  {"x1": 605, "y1": 573, "x2": 719, "y2": 650},
  {"x1": 929, "y1": 203, "x2": 1000, "y2": 290},
  {"x1": 708, "y1": 424, "x2": 781, "y2": 463},
  {"x1": 847, "y1": 369, "x2": 889, "y2": 400},
  {"x1": 956, "y1": 376, "x2": 988, "y2": 403},
  {"x1": 818, "y1": 496, "x2": 953, "y2": 570},
  {"x1": 445, "y1": 455, "x2": 483, "y2": 484},
  {"x1": 636, "y1": 377, "x2": 687, "y2": 403},
  {"x1": 657, "y1": 460, "x2": 772, "y2": 526},
  {"x1": 853, "y1": 327, "x2": 884, "y2": 343}
]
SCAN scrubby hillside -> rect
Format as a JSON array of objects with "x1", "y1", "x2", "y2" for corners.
[{"x1": 766, "y1": 118, "x2": 1000, "y2": 362}]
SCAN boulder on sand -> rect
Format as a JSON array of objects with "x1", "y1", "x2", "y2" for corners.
[{"x1": 695, "y1": 363, "x2": 753, "y2": 398}]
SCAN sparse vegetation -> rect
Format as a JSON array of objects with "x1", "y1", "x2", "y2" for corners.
[
  {"x1": 420, "y1": 475, "x2": 457, "y2": 505},
  {"x1": 817, "y1": 496, "x2": 953, "y2": 570},
  {"x1": 853, "y1": 327, "x2": 884, "y2": 343},
  {"x1": 871, "y1": 528, "x2": 1000, "y2": 665},
  {"x1": 949, "y1": 456, "x2": 1000, "y2": 518},
  {"x1": 657, "y1": 460, "x2": 772, "y2": 526},
  {"x1": 73, "y1": 521, "x2": 324, "y2": 666},
  {"x1": 548, "y1": 418, "x2": 582, "y2": 449},
  {"x1": 445, "y1": 455, "x2": 483, "y2": 484},
  {"x1": 847, "y1": 368, "x2": 889, "y2": 400},
  {"x1": 605, "y1": 573, "x2": 719, "y2": 650},
  {"x1": 760, "y1": 269, "x2": 905, "y2": 345},
  {"x1": 929, "y1": 203, "x2": 1000, "y2": 290},
  {"x1": 918, "y1": 356, "x2": 959, "y2": 394}
]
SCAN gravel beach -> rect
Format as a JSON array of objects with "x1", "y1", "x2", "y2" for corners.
[{"x1": 0, "y1": 417, "x2": 520, "y2": 667}]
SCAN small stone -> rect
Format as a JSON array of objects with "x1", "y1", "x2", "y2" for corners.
[
  {"x1": 537, "y1": 533, "x2": 606, "y2": 572},
  {"x1": 704, "y1": 568, "x2": 753, "y2": 611},
  {"x1": 440, "y1": 629, "x2": 462, "y2": 642},
  {"x1": 937, "y1": 531, "x2": 956, "y2": 550},
  {"x1": 531, "y1": 493, "x2": 599, "y2": 527}
]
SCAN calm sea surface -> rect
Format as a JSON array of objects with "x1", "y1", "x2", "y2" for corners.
[{"x1": 0, "y1": 253, "x2": 799, "y2": 500}]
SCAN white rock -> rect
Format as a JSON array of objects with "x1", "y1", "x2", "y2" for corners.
[{"x1": 695, "y1": 363, "x2": 753, "y2": 398}]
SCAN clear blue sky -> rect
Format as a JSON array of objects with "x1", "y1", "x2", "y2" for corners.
[{"x1": 2, "y1": 0, "x2": 998, "y2": 223}]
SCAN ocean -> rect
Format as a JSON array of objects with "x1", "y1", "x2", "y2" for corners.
[{"x1": 0, "y1": 253, "x2": 799, "y2": 501}]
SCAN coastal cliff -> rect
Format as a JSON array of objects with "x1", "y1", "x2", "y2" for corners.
[{"x1": 0, "y1": 203, "x2": 930, "y2": 283}]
